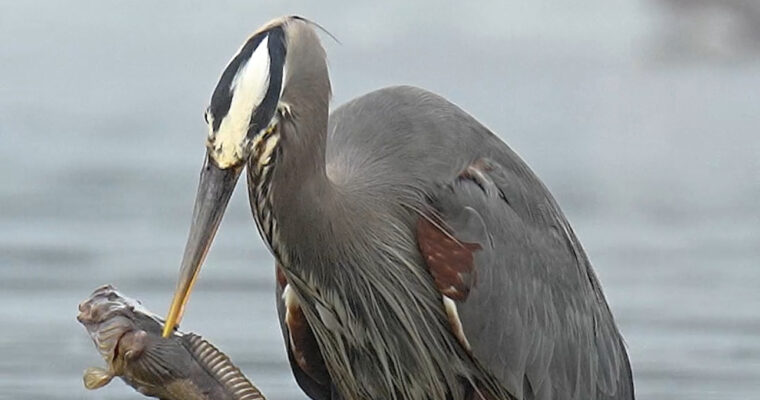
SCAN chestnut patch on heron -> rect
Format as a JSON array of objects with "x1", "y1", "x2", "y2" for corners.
[
  {"x1": 281, "y1": 284, "x2": 330, "y2": 385},
  {"x1": 276, "y1": 264, "x2": 288, "y2": 288},
  {"x1": 416, "y1": 216, "x2": 481, "y2": 301}
]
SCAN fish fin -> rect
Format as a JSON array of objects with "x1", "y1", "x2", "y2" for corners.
[
  {"x1": 83, "y1": 366, "x2": 113, "y2": 390},
  {"x1": 119, "y1": 329, "x2": 148, "y2": 361},
  {"x1": 125, "y1": 333, "x2": 191, "y2": 383},
  {"x1": 184, "y1": 333, "x2": 265, "y2": 400}
]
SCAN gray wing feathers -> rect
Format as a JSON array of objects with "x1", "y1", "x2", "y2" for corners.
[
  {"x1": 433, "y1": 161, "x2": 633, "y2": 400},
  {"x1": 326, "y1": 86, "x2": 632, "y2": 400}
]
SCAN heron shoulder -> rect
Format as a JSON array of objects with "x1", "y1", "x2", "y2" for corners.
[{"x1": 325, "y1": 86, "x2": 499, "y2": 189}]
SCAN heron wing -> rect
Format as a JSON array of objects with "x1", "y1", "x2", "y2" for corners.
[{"x1": 420, "y1": 158, "x2": 634, "y2": 400}]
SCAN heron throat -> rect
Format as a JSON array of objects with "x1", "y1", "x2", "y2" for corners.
[{"x1": 247, "y1": 126, "x2": 282, "y2": 256}]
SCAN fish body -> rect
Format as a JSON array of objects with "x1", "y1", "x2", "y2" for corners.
[{"x1": 77, "y1": 285, "x2": 264, "y2": 400}]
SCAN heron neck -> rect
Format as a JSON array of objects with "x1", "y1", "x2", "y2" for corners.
[{"x1": 265, "y1": 72, "x2": 338, "y2": 256}]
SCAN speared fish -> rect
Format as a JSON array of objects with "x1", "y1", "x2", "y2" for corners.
[{"x1": 77, "y1": 285, "x2": 265, "y2": 400}]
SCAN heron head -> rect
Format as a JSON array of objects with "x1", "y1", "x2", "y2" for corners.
[
  {"x1": 162, "y1": 17, "x2": 299, "y2": 337},
  {"x1": 205, "y1": 23, "x2": 287, "y2": 169}
]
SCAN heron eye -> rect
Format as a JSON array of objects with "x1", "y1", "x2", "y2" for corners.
[{"x1": 204, "y1": 110, "x2": 210, "y2": 123}]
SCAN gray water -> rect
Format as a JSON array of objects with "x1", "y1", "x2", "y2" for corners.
[{"x1": 1, "y1": 1, "x2": 759, "y2": 399}]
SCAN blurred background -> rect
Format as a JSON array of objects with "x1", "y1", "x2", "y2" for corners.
[{"x1": 1, "y1": 0, "x2": 758, "y2": 399}]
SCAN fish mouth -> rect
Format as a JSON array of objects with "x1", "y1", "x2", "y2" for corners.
[
  {"x1": 77, "y1": 285, "x2": 144, "y2": 363},
  {"x1": 77, "y1": 285, "x2": 132, "y2": 325}
]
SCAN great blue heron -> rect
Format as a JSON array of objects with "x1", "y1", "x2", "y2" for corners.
[{"x1": 162, "y1": 16, "x2": 634, "y2": 400}]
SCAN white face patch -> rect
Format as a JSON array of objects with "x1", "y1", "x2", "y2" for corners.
[{"x1": 208, "y1": 35, "x2": 272, "y2": 168}]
